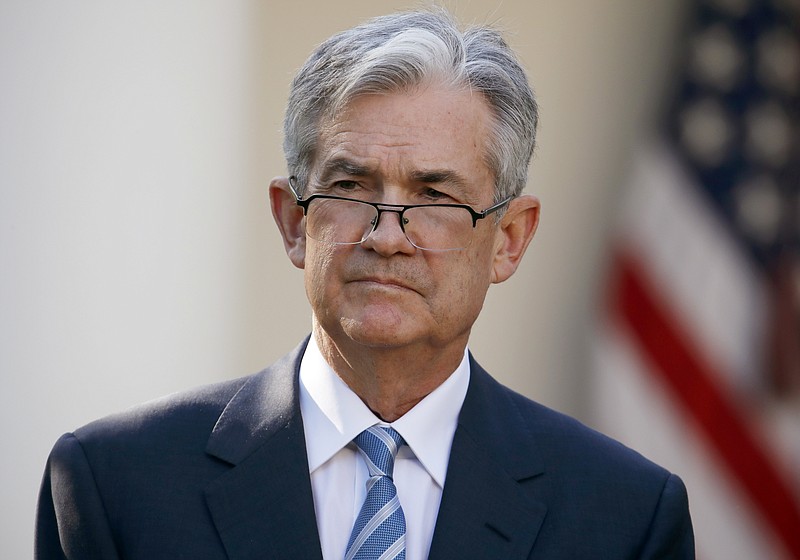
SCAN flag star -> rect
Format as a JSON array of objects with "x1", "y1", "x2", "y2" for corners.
[
  {"x1": 733, "y1": 175, "x2": 783, "y2": 245},
  {"x1": 690, "y1": 24, "x2": 746, "y2": 91},
  {"x1": 772, "y1": 0, "x2": 800, "y2": 17},
  {"x1": 707, "y1": 0, "x2": 751, "y2": 17},
  {"x1": 757, "y1": 27, "x2": 800, "y2": 94},
  {"x1": 744, "y1": 101, "x2": 793, "y2": 167},
  {"x1": 679, "y1": 98, "x2": 736, "y2": 167}
]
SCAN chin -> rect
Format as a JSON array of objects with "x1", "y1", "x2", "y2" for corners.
[{"x1": 338, "y1": 312, "x2": 423, "y2": 349}]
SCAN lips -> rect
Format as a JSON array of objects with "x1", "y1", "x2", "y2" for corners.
[
  {"x1": 344, "y1": 260, "x2": 426, "y2": 295},
  {"x1": 344, "y1": 268, "x2": 428, "y2": 296},
  {"x1": 354, "y1": 276, "x2": 418, "y2": 293}
]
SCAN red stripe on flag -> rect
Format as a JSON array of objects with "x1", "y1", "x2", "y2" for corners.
[{"x1": 609, "y1": 249, "x2": 800, "y2": 559}]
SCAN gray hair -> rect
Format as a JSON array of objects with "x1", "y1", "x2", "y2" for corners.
[{"x1": 283, "y1": 9, "x2": 538, "y2": 202}]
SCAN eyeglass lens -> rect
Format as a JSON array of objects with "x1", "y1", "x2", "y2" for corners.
[{"x1": 304, "y1": 198, "x2": 473, "y2": 251}]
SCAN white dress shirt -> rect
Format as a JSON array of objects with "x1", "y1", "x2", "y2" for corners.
[{"x1": 299, "y1": 334, "x2": 470, "y2": 560}]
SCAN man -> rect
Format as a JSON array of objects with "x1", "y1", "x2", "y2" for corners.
[{"x1": 36, "y1": 9, "x2": 694, "y2": 560}]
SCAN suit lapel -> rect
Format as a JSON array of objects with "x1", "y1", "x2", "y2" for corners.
[
  {"x1": 428, "y1": 357, "x2": 547, "y2": 560},
  {"x1": 203, "y1": 339, "x2": 324, "y2": 560},
  {"x1": 200, "y1": 343, "x2": 547, "y2": 559}
]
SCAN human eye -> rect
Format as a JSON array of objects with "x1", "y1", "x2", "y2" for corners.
[
  {"x1": 335, "y1": 179, "x2": 358, "y2": 190},
  {"x1": 420, "y1": 187, "x2": 450, "y2": 202},
  {"x1": 330, "y1": 179, "x2": 365, "y2": 194},
  {"x1": 315, "y1": 179, "x2": 363, "y2": 197}
]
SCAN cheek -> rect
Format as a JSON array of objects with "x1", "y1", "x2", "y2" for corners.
[
  {"x1": 461, "y1": 235, "x2": 497, "y2": 286},
  {"x1": 429, "y1": 248, "x2": 494, "y2": 318},
  {"x1": 303, "y1": 243, "x2": 339, "y2": 305}
]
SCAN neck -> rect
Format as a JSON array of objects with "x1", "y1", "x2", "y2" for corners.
[{"x1": 313, "y1": 323, "x2": 467, "y2": 422}]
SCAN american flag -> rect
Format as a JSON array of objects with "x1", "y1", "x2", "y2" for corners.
[{"x1": 592, "y1": 0, "x2": 800, "y2": 558}]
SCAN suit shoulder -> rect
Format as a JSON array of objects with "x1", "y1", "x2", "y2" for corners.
[
  {"x1": 507, "y1": 381, "x2": 670, "y2": 478},
  {"x1": 71, "y1": 374, "x2": 252, "y2": 449},
  {"x1": 469, "y1": 365, "x2": 672, "y2": 482}
]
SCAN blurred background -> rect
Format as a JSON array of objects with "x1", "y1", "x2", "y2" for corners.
[{"x1": 1, "y1": 0, "x2": 797, "y2": 558}]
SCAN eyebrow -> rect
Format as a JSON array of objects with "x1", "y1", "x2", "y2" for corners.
[
  {"x1": 316, "y1": 158, "x2": 372, "y2": 183},
  {"x1": 409, "y1": 169, "x2": 469, "y2": 192},
  {"x1": 316, "y1": 157, "x2": 470, "y2": 194}
]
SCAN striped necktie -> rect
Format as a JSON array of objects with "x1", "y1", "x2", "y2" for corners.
[{"x1": 345, "y1": 426, "x2": 406, "y2": 560}]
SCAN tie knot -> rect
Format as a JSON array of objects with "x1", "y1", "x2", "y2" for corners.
[{"x1": 353, "y1": 426, "x2": 405, "y2": 478}]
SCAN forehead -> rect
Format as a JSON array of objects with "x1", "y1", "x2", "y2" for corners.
[{"x1": 314, "y1": 87, "x2": 495, "y2": 190}]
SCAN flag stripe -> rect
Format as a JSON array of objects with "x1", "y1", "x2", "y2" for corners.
[{"x1": 610, "y1": 248, "x2": 800, "y2": 558}]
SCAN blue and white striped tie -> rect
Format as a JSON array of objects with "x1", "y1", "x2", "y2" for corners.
[{"x1": 345, "y1": 426, "x2": 406, "y2": 560}]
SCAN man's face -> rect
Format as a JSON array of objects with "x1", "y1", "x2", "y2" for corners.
[{"x1": 279, "y1": 86, "x2": 524, "y2": 354}]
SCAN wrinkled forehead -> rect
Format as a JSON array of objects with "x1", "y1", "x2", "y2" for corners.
[{"x1": 312, "y1": 87, "x2": 498, "y2": 185}]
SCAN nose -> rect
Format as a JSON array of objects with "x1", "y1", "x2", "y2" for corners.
[{"x1": 360, "y1": 208, "x2": 416, "y2": 255}]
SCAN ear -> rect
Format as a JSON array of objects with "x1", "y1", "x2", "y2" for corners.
[
  {"x1": 269, "y1": 176, "x2": 306, "y2": 269},
  {"x1": 491, "y1": 194, "x2": 540, "y2": 284}
]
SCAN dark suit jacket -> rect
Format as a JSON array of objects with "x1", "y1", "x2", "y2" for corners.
[{"x1": 36, "y1": 338, "x2": 694, "y2": 559}]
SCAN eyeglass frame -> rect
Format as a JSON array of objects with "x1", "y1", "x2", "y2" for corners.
[{"x1": 287, "y1": 176, "x2": 513, "y2": 250}]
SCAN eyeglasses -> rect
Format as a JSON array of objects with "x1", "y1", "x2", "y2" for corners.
[{"x1": 289, "y1": 177, "x2": 511, "y2": 251}]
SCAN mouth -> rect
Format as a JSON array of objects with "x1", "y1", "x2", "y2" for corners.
[{"x1": 352, "y1": 276, "x2": 420, "y2": 294}]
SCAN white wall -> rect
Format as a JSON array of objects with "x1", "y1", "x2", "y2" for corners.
[{"x1": 0, "y1": 1, "x2": 684, "y2": 557}]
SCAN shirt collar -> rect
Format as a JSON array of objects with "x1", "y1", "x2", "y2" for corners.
[{"x1": 299, "y1": 334, "x2": 470, "y2": 488}]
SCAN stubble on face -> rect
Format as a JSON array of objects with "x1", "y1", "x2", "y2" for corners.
[{"x1": 304, "y1": 86, "x2": 500, "y2": 362}]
